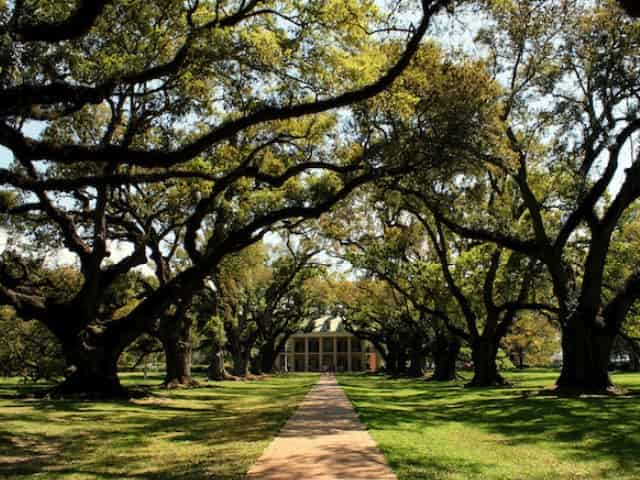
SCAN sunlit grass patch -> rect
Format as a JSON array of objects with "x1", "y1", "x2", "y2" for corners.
[
  {"x1": 339, "y1": 370, "x2": 640, "y2": 480},
  {"x1": 0, "y1": 373, "x2": 318, "y2": 480}
]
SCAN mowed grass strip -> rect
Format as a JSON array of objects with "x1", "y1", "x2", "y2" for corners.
[
  {"x1": 338, "y1": 370, "x2": 640, "y2": 480},
  {"x1": 0, "y1": 373, "x2": 318, "y2": 480}
]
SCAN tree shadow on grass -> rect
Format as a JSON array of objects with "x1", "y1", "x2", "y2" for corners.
[
  {"x1": 386, "y1": 448, "x2": 488, "y2": 480},
  {"x1": 0, "y1": 376, "x2": 317, "y2": 479},
  {"x1": 340, "y1": 374, "x2": 640, "y2": 475}
]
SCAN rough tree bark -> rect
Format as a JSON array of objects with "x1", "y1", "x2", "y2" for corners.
[
  {"x1": 56, "y1": 339, "x2": 126, "y2": 398},
  {"x1": 230, "y1": 347, "x2": 251, "y2": 377},
  {"x1": 208, "y1": 344, "x2": 228, "y2": 380},
  {"x1": 513, "y1": 347, "x2": 525, "y2": 370},
  {"x1": 384, "y1": 342, "x2": 408, "y2": 376},
  {"x1": 407, "y1": 350, "x2": 426, "y2": 377},
  {"x1": 556, "y1": 314, "x2": 614, "y2": 391},
  {"x1": 467, "y1": 337, "x2": 506, "y2": 387},
  {"x1": 430, "y1": 336, "x2": 460, "y2": 381},
  {"x1": 257, "y1": 340, "x2": 278, "y2": 374},
  {"x1": 161, "y1": 335, "x2": 197, "y2": 388},
  {"x1": 384, "y1": 349, "x2": 399, "y2": 376},
  {"x1": 158, "y1": 312, "x2": 198, "y2": 388},
  {"x1": 49, "y1": 319, "x2": 139, "y2": 398}
]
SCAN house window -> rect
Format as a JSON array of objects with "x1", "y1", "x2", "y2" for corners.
[
  {"x1": 322, "y1": 338, "x2": 334, "y2": 353},
  {"x1": 322, "y1": 356, "x2": 333, "y2": 370},
  {"x1": 337, "y1": 338, "x2": 348, "y2": 353},
  {"x1": 308, "y1": 357, "x2": 320, "y2": 371},
  {"x1": 294, "y1": 339, "x2": 305, "y2": 353},
  {"x1": 308, "y1": 338, "x2": 319, "y2": 353},
  {"x1": 351, "y1": 338, "x2": 362, "y2": 352}
]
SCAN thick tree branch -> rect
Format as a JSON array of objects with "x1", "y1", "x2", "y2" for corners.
[
  {"x1": 7, "y1": 1, "x2": 114, "y2": 42},
  {"x1": 0, "y1": 0, "x2": 448, "y2": 169},
  {"x1": 556, "y1": 118, "x2": 640, "y2": 250},
  {"x1": 603, "y1": 269, "x2": 640, "y2": 332},
  {"x1": 618, "y1": 0, "x2": 640, "y2": 18},
  {"x1": 482, "y1": 249, "x2": 502, "y2": 316},
  {"x1": 422, "y1": 216, "x2": 480, "y2": 338},
  {"x1": 394, "y1": 185, "x2": 543, "y2": 257}
]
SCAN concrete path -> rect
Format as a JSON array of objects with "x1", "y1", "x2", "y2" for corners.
[{"x1": 245, "y1": 374, "x2": 397, "y2": 480}]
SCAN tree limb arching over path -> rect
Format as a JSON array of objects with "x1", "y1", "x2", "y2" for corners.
[{"x1": 0, "y1": 0, "x2": 454, "y2": 397}]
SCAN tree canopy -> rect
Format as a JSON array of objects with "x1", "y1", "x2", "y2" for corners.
[{"x1": 1, "y1": 0, "x2": 639, "y2": 397}]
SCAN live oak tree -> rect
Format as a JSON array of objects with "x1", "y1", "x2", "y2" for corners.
[
  {"x1": 325, "y1": 34, "x2": 546, "y2": 385},
  {"x1": 359, "y1": 195, "x2": 547, "y2": 386},
  {"x1": 211, "y1": 235, "x2": 323, "y2": 376},
  {"x1": 502, "y1": 311, "x2": 559, "y2": 369},
  {"x1": 0, "y1": 0, "x2": 453, "y2": 396},
  {"x1": 488, "y1": 0, "x2": 640, "y2": 391},
  {"x1": 0, "y1": 305, "x2": 64, "y2": 380},
  {"x1": 324, "y1": 192, "x2": 463, "y2": 380},
  {"x1": 334, "y1": 278, "x2": 431, "y2": 376},
  {"x1": 406, "y1": 188, "x2": 558, "y2": 385},
  {"x1": 604, "y1": 203, "x2": 640, "y2": 370},
  {"x1": 213, "y1": 242, "x2": 267, "y2": 377},
  {"x1": 189, "y1": 288, "x2": 230, "y2": 380},
  {"x1": 420, "y1": 0, "x2": 640, "y2": 391},
  {"x1": 128, "y1": 180, "x2": 205, "y2": 388},
  {"x1": 253, "y1": 232, "x2": 327, "y2": 374}
]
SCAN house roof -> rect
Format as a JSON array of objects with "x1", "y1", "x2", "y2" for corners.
[{"x1": 306, "y1": 316, "x2": 347, "y2": 333}]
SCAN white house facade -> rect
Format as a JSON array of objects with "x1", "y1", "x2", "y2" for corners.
[{"x1": 274, "y1": 316, "x2": 380, "y2": 373}]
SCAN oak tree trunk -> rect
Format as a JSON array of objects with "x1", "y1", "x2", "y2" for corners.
[
  {"x1": 629, "y1": 347, "x2": 640, "y2": 372},
  {"x1": 160, "y1": 315, "x2": 198, "y2": 388},
  {"x1": 397, "y1": 349, "x2": 408, "y2": 375},
  {"x1": 208, "y1": 344, "x2": 228, "y2": 380},
  {"x1": 468, "y1": 338, "x2": 505, "y2": 387},
  {"x1": 162, "y1": 336, "x2": 198, "y2": 388},
  {"x1": 258, "y1": 341, "x2": 278, "y2": 374},
  {"x1": 385, "y1": 350, "x2": 399, "y2": 375},
  {"x1": 557, "y1": 316, "x2": 613, "y2": 392},
  {"x1": 231, "y1": 349, "x2": 250, "y2": 377},
  {"x1": 431, "y1": 337, "x2": 460, "y2": 381},
  {"x1": 51, "y1": 337, "x2": 128, "y2": 398},
  {"x1": 517, "y1": 349, "x2": 525, "y2": 369},
  {"x1": 385, "y1": 344, "x2": 407, "y2": 376},
  {"x1": 408, "y1": 350, "x2": 425, "y2": 377}
]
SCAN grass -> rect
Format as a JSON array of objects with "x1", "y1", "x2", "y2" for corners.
[
  {"x1": 338, "y1": 370, "x2": 640, "y2": 480},
  {"x1": 0, "y1": 372, "x2": 318, "y2": 480}
]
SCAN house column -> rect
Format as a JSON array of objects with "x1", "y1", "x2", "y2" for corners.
[
  {"x1": 347, "y1": 336, "x2": 352, "y2": 372},
  {"x1": 319, "y1": 337, "x2": 323, "y2": 370},
  {"x1": 304, "y1": 337, "x2": 309, "y2": 371},
  {"x1": 333, "y1": 336, "x2": 337, "y2": 370},
  {"x1": 284, "y1": 340, "x2": 289, "y2": 372}
]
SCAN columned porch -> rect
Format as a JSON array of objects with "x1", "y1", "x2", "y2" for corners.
[{"x1": 274, "y1": 332, "x2": 378, "y2": 373}]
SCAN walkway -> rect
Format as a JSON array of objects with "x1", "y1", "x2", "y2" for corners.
[{"x1": 245, "y1": 374, "x2": 397, "y2": 480}]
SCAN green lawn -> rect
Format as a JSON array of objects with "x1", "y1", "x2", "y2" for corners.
[
  {"x1": 339, "y1": 370, "x2": 640, "y2": 480},
  {"x1": 0, "y1": 373, "x2": 318, "y2": 480}
]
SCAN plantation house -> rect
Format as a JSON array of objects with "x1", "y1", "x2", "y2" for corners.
[{"x1": 274, "y1": 316, "x2": 379, "y2": 373}]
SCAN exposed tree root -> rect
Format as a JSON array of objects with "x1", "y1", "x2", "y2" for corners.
[{"x1": 162, "y1": 377, "x2": 200, "y2": 389}]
